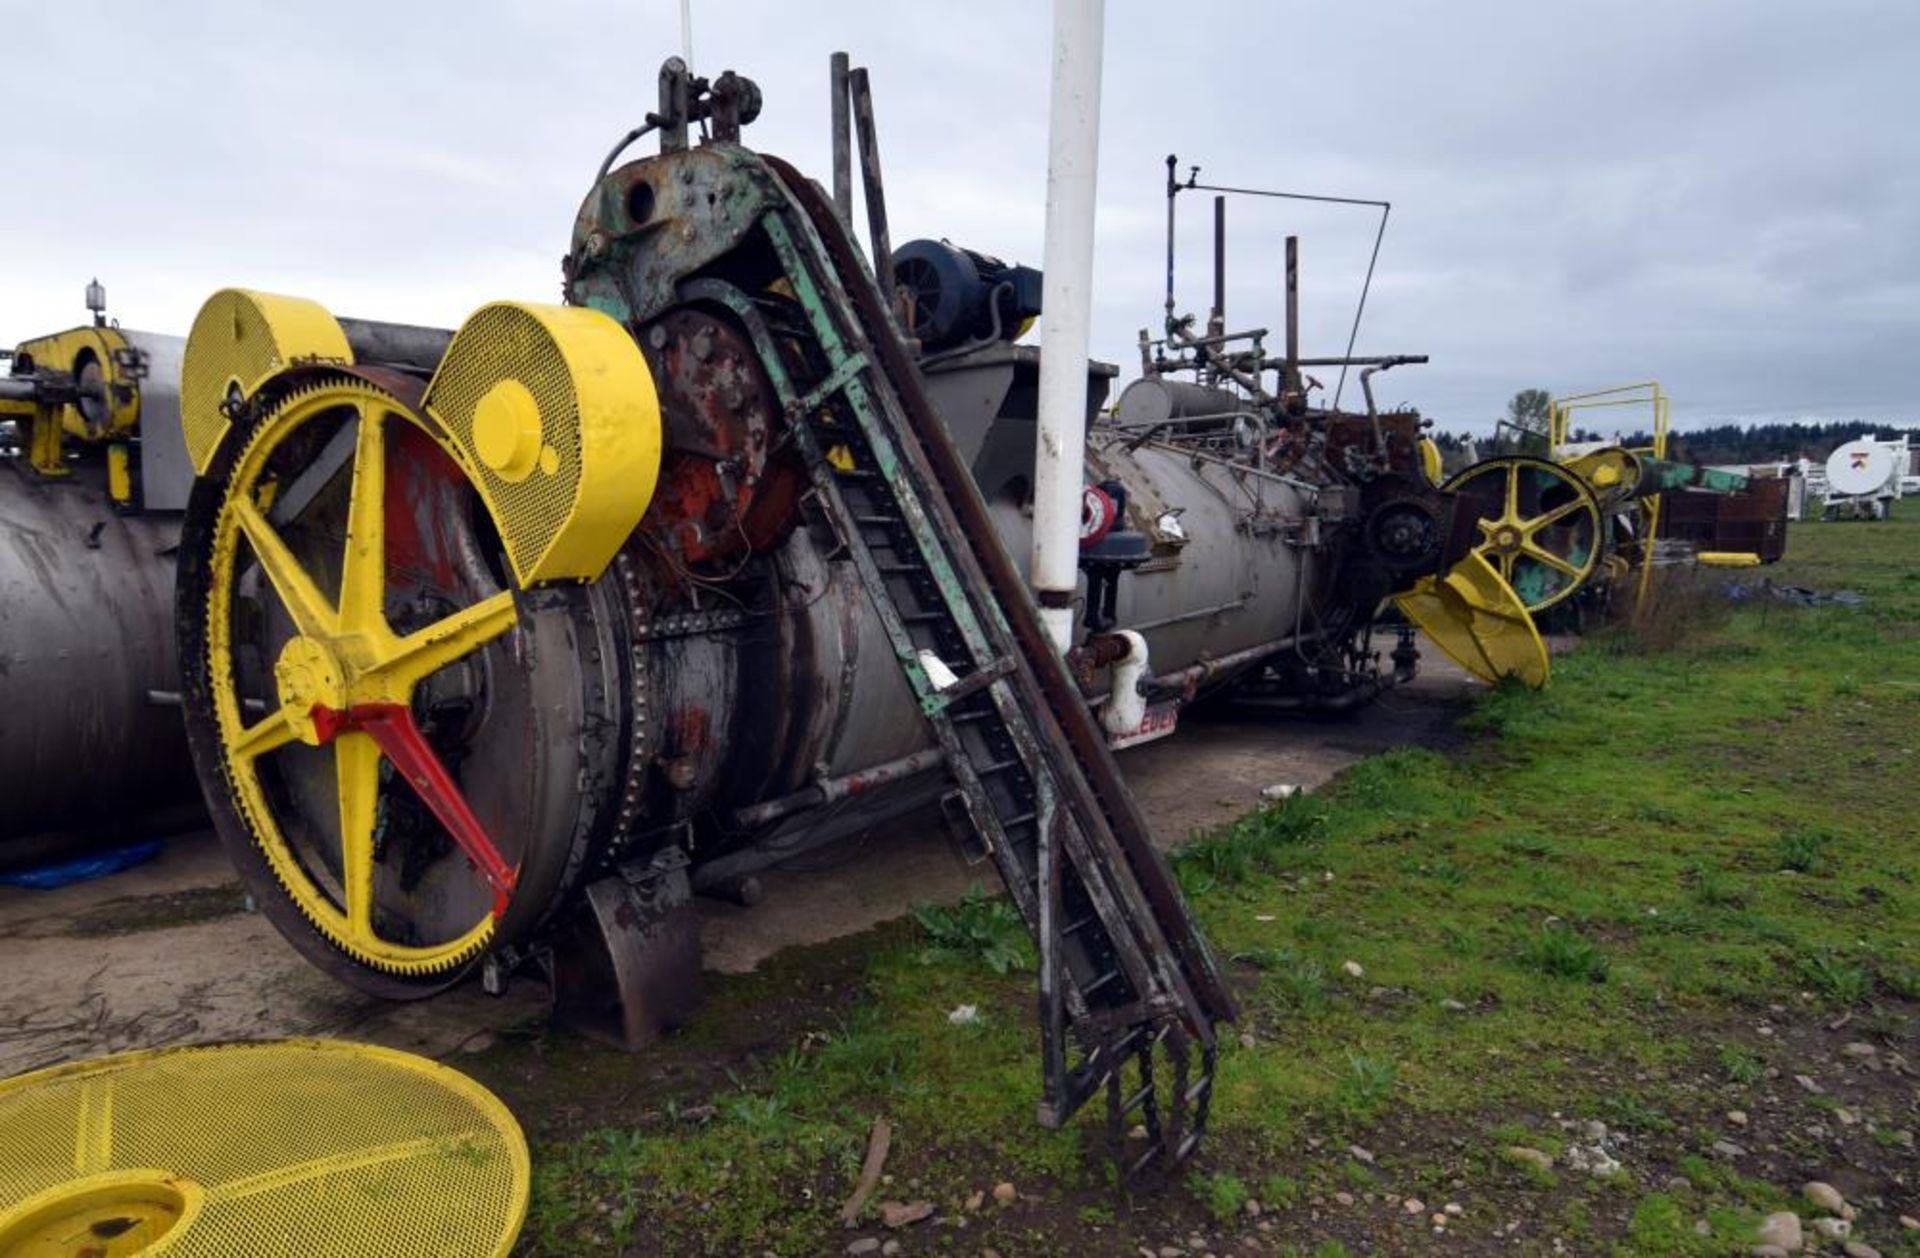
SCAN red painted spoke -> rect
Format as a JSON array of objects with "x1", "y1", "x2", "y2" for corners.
[{"x1": 308, "y1": 702, "x2": 517, "y2": 917}]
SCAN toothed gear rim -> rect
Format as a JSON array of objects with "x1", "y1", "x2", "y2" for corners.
[{"x1": 176, "y1": 368, "x2": 627, "y2": 997}]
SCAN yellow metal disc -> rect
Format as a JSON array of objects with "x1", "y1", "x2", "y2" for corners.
[
  {"x1": 1394, "y1": 551, "x2": 1550, "y2": 688},
  {"x1": 0, "y1": 1040, "x2": 528, "y2": 1258}
]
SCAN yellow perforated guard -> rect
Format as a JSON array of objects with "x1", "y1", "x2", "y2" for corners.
[
  {"x1": 181, "y1": 290, "x2": 353, "y2": 474},
  {"x1": 424, "y1": 301, "x2": 661, "y2": 586},
  {"x1": 1395, "y1": 551, "x2": 1550, "y2": 689},
  {"x1": 0, "y1": 1040, "x2": 528, "y2": 1258}
]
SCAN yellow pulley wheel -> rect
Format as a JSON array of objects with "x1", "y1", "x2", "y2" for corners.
[
  {"x1": 1394, "y1": 551, "x2": 1550, "y2": 688},
  {"x1": 0, "y1": 1039, "x2": 528, "y2": 1258},
  {"x1": 1442, "y1": 455, "x2": 1603, "y2": 612}
]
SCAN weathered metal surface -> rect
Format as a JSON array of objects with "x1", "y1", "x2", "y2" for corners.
[
  {"x1": 551, "y1": 854, "x2": 704, "y2": 1049},
  {"x1": 0, "y1": 465, "x2": 192, "y2": 847}
]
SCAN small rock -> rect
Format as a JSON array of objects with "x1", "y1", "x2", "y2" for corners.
[
  {"x1": 1342, "y1": 960, "x2": 1365, "y2": 979},
  {"x1": 881, "y1": 1243, "x2": 901, "y2": 1258},
  {"x1": 947, "y1": 1004, "x2": 979, "y2": 1025},
  {"x1": 1812, "y1": 1218, "x2": 1851, "y2": 1241},
  {"x1": 1243, "y1": 1199, "x2": 1261, "y2": 1218},
  {"x1": 1439, "y1": 998, "x2": 1468, "y2": 1012},
  {"x1": 1444, "y1": 1202, "x2": 1463, "y2": 1216},
  {"x1": 1138, "y1": 1249, "x2": 1157, "y2": 1258},
  {"x1": 1794, "y1": 1073, "x2": 1823, "y2": 1094},
  {"x1": 964, "y1": 1191, "x2": 984, "y2": 1212},
  {"x1": 1568, "y1": 1144, "x2": 1621, "y2": 1176},
  {"x1": 1755, "y1": 1211, "x2": 1802, "y2": 1252},
  {"x1": 1347, "y1": 1144, "x2": 1375, "y2": 1164},
  {"x1": 880, "y1": 1201, "x2": 934, "y2": 1229},
  {"x1": 459, "y1": 1031, "x2": 497, "y2": 1054},
  {"x1": 991, "y1": 1182, "x2": 1016, "y2": 1205},
  {"x1": 1803, "y1": 1182, "x2": 1846, "y2": 1215},
  {"x1": 847, "y1": 1240, "x2": 881, "y2": 1256},
  {"x1": 1158, "y1": 1247, "x2": 1185, "y2": 1258},
  {"x1": 1504, "y1": 1146, "x2": 1554, "y2": 1171},
  {"x1": 1405, "y1": 1199, "x2": 1426, "y2": 1215},
  {"x1": 1841, "y1": 1243, "x2": 1882, "y2": 1258},
  {"x1": 1840, "y1": 1041, "x2": 1878, "y2": 1059},
  {"x1": 1727, "y1": 1110, "x2": 1749, "y2": 1127},
  {"x1": 1238, "y1": 1031, "x2": 1256, "y2": 1049},
  {"x1": 1835, "y1": 1107, "x2": 1859, "y2": 1126},
  {"x1": 1752, "y1": 1247, "x2": 1789, "y2": 1258},
  {"x1": 1712, "y1": 1139, "x2": 1748, "y2": 1160},
  {"x1": 1580, "y1": 1119, "x2": 1607, "y2": 1142},
  {"x1": 1334, "y1": 1192, "x2": 1356, "y2": 1207},
  {"x1": 1901, "y1": 1215, "x2": 1920, "y2": 1231}
]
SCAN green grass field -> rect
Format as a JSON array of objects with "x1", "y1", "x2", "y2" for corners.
[{"x1": 507, "y1": 506, "x2": 1917, "y2": 1256}]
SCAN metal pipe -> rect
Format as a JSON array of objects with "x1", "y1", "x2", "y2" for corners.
[
  {"x1": 1209, "y1": 195, "x2": 1226, "y2": 337},
  {"x1": 1164, "y1": 154, "x2": 1179, "y2": 329},
  {"x1": 848, "y1": 67, "x2": 895, "y2": 310},
  {"x1": 830, "y1": 52, "x2": 853, "y2": 229},
  {"x1": 1030, "y1": 0, "x2": 1107, "y2": 651},
  {"x1": 1123, "y1": 598, "x2": 1246, "y2": 635},
  {"x1": 1283, "y1": 235, "x2": 1300, "y2": 396},
  {"x1": 1140, "y1": 632, "x2": 1312, "y2": 699},
  {"x1": 0, "y1": 377, "x2": 38, "y2": 402},
  {"x1": 336, "y1": 318, "x2": 454, "y2": 372},
  {"x1": 728, "y1": 746, "x2": 948, "y2": 829}
]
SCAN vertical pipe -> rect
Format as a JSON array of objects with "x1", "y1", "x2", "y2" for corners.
[
  {"x1": 1031, "y1": 0, "x2": 1106, "y2": 652},
  {"x1": 849, "y1": 67, "x2": 896, "y2": 312},
  {"x1": 678, "y1": 0, "x2": 695, "y2": 76},
  {"x1": 1209, "y1": 195, "x2": 1226, "y2": 336},
  {"x1": 1283, "y1": 234, "x2": 1300, "y2": 396},
  {"x1": 830, "y1": 52, "x2": 853, "y2": 229},
  {"x1": 1163, "y1": 154, "x2": 1178, "y2": 331}
]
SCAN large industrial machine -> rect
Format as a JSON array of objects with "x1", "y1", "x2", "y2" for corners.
[
  {"x1": 0, "y1": 287, "x2": 198, "y2": 861},
  {"x1": 134, "y1": 59, "x2": 1514, "y2": 1164}
]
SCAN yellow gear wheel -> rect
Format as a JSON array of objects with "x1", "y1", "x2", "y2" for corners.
[
  {"x1": 0, "y1": 1040, "x2": 528, "y2": 1258},
  {"x1": 1443, "y1": 455, "x2": 1603, "y2": 612},
  {"x1": 197, "y1": 374, "x2": 520, "y2": 978}
]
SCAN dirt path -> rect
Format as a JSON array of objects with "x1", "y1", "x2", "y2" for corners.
[{"x1": 0, "y1": 658, "x2": 1476, "y2": 1077}]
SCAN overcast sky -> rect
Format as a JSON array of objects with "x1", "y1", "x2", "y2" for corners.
[{"x1": 4, "y1": 1, "x2": 1917, "y2": 433}]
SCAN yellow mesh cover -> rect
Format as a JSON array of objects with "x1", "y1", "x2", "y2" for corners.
[
  {"x1": 423, "y1": 301, "x2": 661, "y2": 586},
  {"x1": 0, "y1": 1040, "x2": 528, "y2": 1258},
  {"x1": 1394, "y1": 551, "x2": 1550, "y2": 689},
  {"x1": 181, "y1": 290, "x2": 353, "y2": 474}
]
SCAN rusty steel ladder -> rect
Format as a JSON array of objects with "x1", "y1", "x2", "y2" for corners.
[{"x1": 686, "y1": 157, "x2": 1237, "y2": 1169}]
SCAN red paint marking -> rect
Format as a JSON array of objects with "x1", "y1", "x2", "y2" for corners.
[{"x1": 310, "y1": 701, "x2": 517, "y2": 917}]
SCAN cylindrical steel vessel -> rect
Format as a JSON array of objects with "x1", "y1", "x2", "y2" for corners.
[{"x1": 0, "y1": 466, "x2": 192, "y2": 850}]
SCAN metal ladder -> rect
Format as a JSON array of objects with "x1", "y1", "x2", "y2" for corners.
[{"x1": 701, "y1": 160, "x2": 1237, "y2": 1169}]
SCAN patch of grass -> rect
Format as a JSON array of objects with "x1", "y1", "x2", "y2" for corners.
[
  {"x1": 1332, "y1": 1053, "x2": 1398, "y2": 1120},
  {"x1": 1515, "y1": 922, "x2": 1611, "y2": 982},
  {"x1": 911, "y1": 882, "x2": 1032, "y2": 974},
  {"x1": 1171, "y1": 797, "x2": 1324, "y2": 892},
  {"x1": 1774, "y1": 825, "x2": 1836, "y2": 874},
  {"x1": 1800, "y1": 947, "x2": 1871, "y2": 1006},
  {"x1": 1236, "y1": 947, "x2": 1328, "y2": 1013},
  {"x1": 1599, "y1": 1091, "x2": 1675, "y2": 1135},
  {"x1": 1259, "y1": 1173, "x2": 1303, "y2": 1211},
  {"x1": 1188, "y1": 1169, "x2": 1250, "y2": 1223},
  {"x1": 1718, "y1": 1047, "x2": 1762, "y2": 1086}
]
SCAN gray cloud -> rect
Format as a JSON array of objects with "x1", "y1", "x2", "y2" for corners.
[{"x1": 4, "y1": 0, "x2": 1916, "y2": 432}]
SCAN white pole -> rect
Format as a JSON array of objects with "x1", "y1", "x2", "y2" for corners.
[
  {"x1": 1030, "y1": 0, "x2": 1106, "y2": 652},
  {"x1": 679, "y1": 0, "x2": 695, "y2": 77}
]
